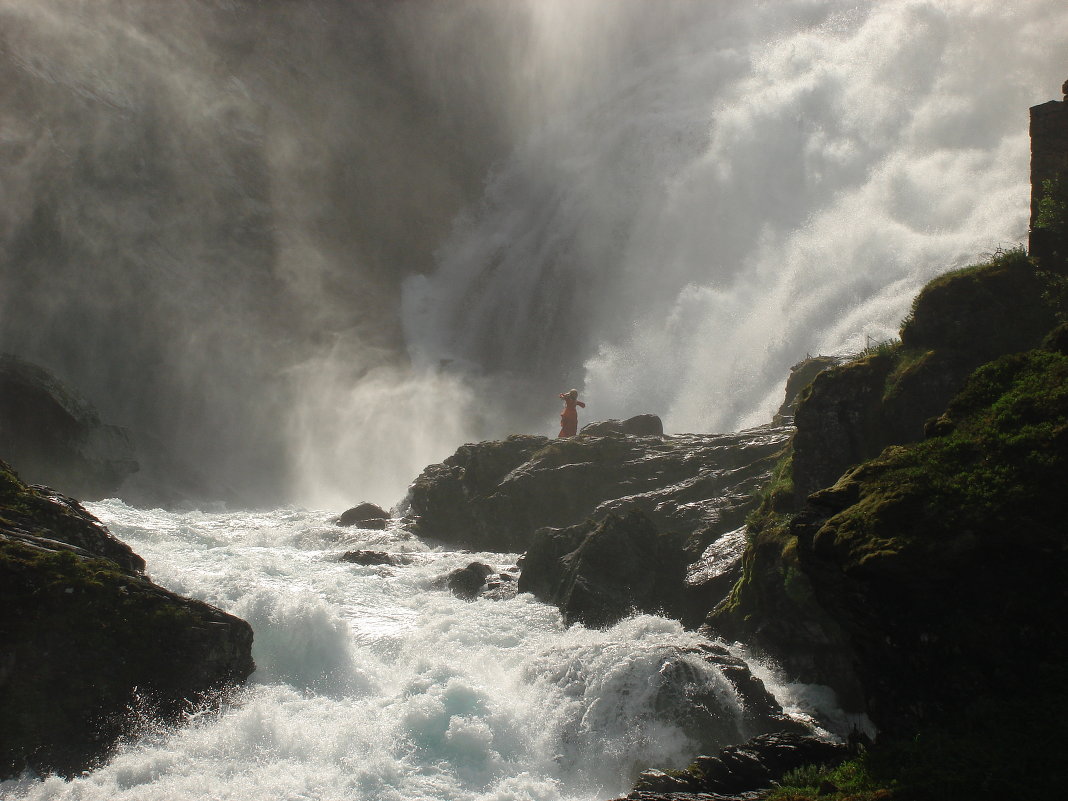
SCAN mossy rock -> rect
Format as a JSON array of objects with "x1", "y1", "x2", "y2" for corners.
[
  {"x1": 714, "y1": 347, "x2": 1068, "y2": 735},
  {"x1": 0, "y1": 463, "x2": 254, "y2": 778}
]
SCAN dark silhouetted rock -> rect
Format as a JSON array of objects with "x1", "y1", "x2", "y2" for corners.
[
  {"x1": 0, "y1": 461, "x2": 255, "y2": 779},
  {"x1": 580, "y1": 414, "x2": 664, "y2": 437},
  {"x1": 0, "y1": 354, "x2": 138, "y2": 499},
  {"x1": 337, "y1": 502, "x2": 389, "y2": 528},
  {"x1": 339, "y1": 550, "x2": 409, "y2": 566},
  {"x1": 613, "y1": 731, "x2": 848, "y2": 800},
  {"x1": 518, "y1": 510, "x2": 689, "y2": 627},
  {"x1": 444, "y1": 562, "x2": 495, "y2": 599},
  {"x1": 772, "y1": 355, "x2": 839, "y2": 425},
  {"x1": 406, "y1": 427, "x2": 789, "y2": 558}
]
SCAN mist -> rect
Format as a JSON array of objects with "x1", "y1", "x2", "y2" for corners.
[{"x1": 2, "y1": 1, "x2": 1066, "y2": 509}]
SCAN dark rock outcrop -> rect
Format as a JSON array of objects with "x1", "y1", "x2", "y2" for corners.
[
  {"x1": 405, "y1": 426, "x2": 790, "y2": 558},
  {"x1": 772, "y1": 355, "x2": 840, "y2": 425},
  {"x1": 712, "y1": 346, "x2": 1068, "y2": 736},
  {"x1": 0, "y1": 460, "x2": 255, "y2": 779},
  {"x1": 432, "y1": 561, "x2": 519, "y2": 600},
  {"x1": 612, "y1": 732, "x2": 848, "y2": 801},
  {"x1": 0, "y1": 354, "x2": 138, "y2": 500},
  {"x1": 518, "y1": 510, "x2": 690, "y2": 627},
  {"x1": 580, "y1": 413, "x2": 664, "y2": 437},
  {"x1": 339, "y1": 549, "x2": 409, "y2": 566},
  {"x1": 336, "y1": 502, "x2": 390, "y2": 529}
]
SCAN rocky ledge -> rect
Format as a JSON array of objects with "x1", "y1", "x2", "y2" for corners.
[
  {"x1": 404, "y1": 415, "x2": 796, "y2": 624},
  {"x1": 0, "y1": 460, "x2": 255, "y2": 779}
]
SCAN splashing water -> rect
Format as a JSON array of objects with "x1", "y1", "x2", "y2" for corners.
[{"x1": 0, "y1": 502, "x2": 832, "y2": 801}]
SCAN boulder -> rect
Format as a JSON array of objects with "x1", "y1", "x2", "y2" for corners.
[
  {"x1": 336, "y1": 502, "x2": 389, "y2": 528},
  {"x1": 339, "y1": 549, "x2": 409, "y2": 566},
  {"x1": 580, "y1": 414, "x2": 664, "y2": 437},
  {"x1": 0, "y1": 460, "x2": 255, "y2": 779},
  {"x1": 0, "y1": 354, "x2": 138, "y2": 499},
  {"x1": 518, "y1": 510, "x2": 690, "y2": 628},
  {"x1": 444, "y1": 561, "x2": 495, "y2": 599}
]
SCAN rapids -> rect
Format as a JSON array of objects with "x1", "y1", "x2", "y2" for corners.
[{"x1": 1, "y1": 502, "x2": 830, "y2": 801}]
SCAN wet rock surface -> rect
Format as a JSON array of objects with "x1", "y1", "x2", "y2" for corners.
[
  {"x1": 0, "y1": 460, "x2": 255, "y2": 779},
  {"x1": 405, "y1": 425, "x2": 791, "y2": 556},
  {"x1": 433, "y1": 561, "x2": 519, "y2": 600},
  {"x1": 611, "y1": 731, "x2": 848, "y2": 801},
  {"x1": 518, "y1": 509, "x2": 690, "y2": 627}
]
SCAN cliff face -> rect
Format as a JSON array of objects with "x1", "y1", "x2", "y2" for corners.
[
  {"x1": 790, "y1": 248, "x2": 1060, "y2": 500},
  {"x1": 0, "y1": 461, "x2": 255, "y2": 779},
  {"x1": 709, "y1": 238, "x2": 1068, "y2": 758}
]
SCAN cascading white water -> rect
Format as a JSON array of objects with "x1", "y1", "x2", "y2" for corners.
[
  {"x1": 402, "y1": 0, "x2": 1068, "y2": 454},
  {"x1": 0, "y1": 502, "x2": 822, "y2": 801},
  {"x1": 1, "y1": 0, "x2": 1066, "y2": 508}
]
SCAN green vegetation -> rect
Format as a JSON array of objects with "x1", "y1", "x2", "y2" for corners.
[
  {"x1": 769, "y1": 756, "x2": 891, "y2": 801},
  {"x1": 1034, "y1": 177, "x2": 1067, "y2": 242}
]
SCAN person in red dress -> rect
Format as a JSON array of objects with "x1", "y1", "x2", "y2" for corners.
[{"x1": 558, "y1": 388, "x2": 586, "y2": 438}]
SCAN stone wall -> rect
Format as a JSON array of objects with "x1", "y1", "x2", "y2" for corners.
[{"x1": 1029, "y1": 79, "x2": 1068, "y2": 264}]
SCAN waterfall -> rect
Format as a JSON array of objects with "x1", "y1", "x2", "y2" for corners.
[{"x1": 1, "y1": 0, "x2": 1065, "y2": 508}]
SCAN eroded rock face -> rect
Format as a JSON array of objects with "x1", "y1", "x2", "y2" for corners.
[
  {"x1": 518, "y1": 510, "x2": 689, "y2": 628},
  {"x1": 0, "y1": 461, "x2": 255, "y2": 779},
  {"x1": 405, "y1": 426, "x2": 791, "y2": 556},
  {"x1": 0, "y1": 355, "x2": 138, "y2": 500}
]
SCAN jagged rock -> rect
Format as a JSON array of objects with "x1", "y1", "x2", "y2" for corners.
[
  {"x1": 518, "y1": 510, "x2": 690, "y2": 627},
  {"x1": 336, "y1": 502, "x2": 389, "y2": 528},
  {"x1": 339, "y1": 549, "x2": 409, "y2": 566},
  {"x1": 0, "y1": 461, "x2": 255, "y2": 779},
  {"x1": 614, "y1": 732, "x2": 848, "y2": 800},
  {"x1": 0, "y1": 354, "x2": 138, "y2": 500},
  {"x1": 772, "y1": 356, "x2": 840, "y2": 425},
  {"x1": 405, "y1": 427, "x2": 790, "y2": 557},
  {"x1": 580, "y1": 414, "x2": 664, "y2": 437}
]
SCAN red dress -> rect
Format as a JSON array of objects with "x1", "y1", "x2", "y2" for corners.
[{"x1": 558, "y1": 395, "x2": 586, "y2": 438}]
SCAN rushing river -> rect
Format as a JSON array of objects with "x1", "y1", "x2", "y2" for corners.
[{"x1": 3, "y1": 501, "x2": 833, "y2": 801}]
